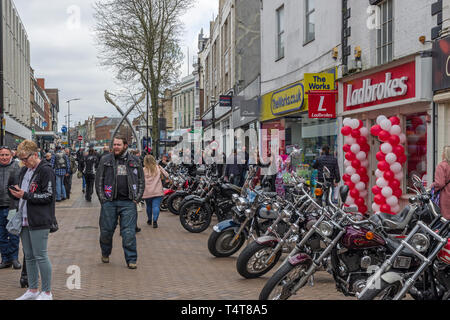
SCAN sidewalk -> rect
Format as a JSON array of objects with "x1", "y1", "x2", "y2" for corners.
[{"x1": 0, "y1": 176, "x2": 349, "y2": 300}]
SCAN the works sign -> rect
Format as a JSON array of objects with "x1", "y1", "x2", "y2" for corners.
[
  {"x1": 433, "y1": 35, "x2": 450, "y2": 92},
  {"x1": 343, "y1": 61, "x2": 416, "y2": 111}
]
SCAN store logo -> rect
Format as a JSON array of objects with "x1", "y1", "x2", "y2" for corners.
[
  {"x1": 271, "y1": 83, "x2": 305, "y2": 116},
  {"x1": 346, "y1": 73, "x2": 409, "y2": 107}
]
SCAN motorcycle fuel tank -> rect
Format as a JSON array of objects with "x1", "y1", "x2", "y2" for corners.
[{"x1": 340, "y1": 226, "x2": 386, "y2": 249}]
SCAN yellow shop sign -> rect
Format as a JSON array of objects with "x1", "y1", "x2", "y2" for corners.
[
  {"x1": 261, "y1": 81, "x2": 306, "y2": 122},
  {"x1": 304, "y1": 73, "x2": 336, "y2": 92}
]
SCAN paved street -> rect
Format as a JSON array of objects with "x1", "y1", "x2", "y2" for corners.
[{"x1": 0, "y1": 178, "x2": 351, "y2": 300}]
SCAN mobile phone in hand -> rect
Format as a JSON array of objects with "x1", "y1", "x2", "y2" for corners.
[{"x1": 8, "y1": 185, "x2": 19, "y2": 192}]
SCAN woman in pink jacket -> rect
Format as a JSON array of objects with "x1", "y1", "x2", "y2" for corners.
[
  {"x1": 432, "y1": 146, "x2": 450, "y2": 220},
  {"x1": 142, "y1": 155, "x2": 169, "y2": 228}
]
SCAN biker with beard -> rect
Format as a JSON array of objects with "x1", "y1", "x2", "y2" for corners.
[{"x1": 95, "y1": 137, "x2": 145, "y2": 269}]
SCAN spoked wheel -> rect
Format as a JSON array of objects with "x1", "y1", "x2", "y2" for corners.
[
  {"x1": 160, "y1": 196, "x2": 169, "y2": 211},
  {"x1": 236, "y1": 241, "x2": 282, "y2": 279},
  {"x1": 179, "y1": 201, "x2": 212, "y2": 233},
  {"x1": 167, "y1": 193, "x2": 184, "y2": 215},
  {"x1": 259, "y1": 262, "x2": 310, "y2": 300},
  {"x1": 208, "y1": 229, "x2": 246, "y2": 257}
]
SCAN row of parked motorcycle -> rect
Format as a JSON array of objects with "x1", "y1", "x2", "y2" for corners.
[{"x1": 161, "y1": 162, "x2": 450, "y2": 300}]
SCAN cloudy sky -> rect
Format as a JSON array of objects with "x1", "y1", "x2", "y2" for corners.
[{"x1": 13, "y1": 0, "x2": 217, "y2": 130}]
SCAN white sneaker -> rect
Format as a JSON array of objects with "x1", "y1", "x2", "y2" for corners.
[
  {"x1": 16, "y1": 290, "x2": 41, "y2": 300},
  {"x1": 36, "y1": 292, "x2": 53, "y2": 300}
]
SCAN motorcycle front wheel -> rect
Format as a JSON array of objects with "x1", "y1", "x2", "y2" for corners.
[
  {"x1": 259, "y1": 261, "x2": 310, "y2": 300},
  {"x1": 179, "y1": 200, "x2": 212, "y2": 233},
  {"x1": 160, "y1": 196, "x2": 169, "y2": 211},
  {"x1": 167, "y1": 193, "x2": 184, "y2": 215},
  {"x1": 358, "y1": 279, "x2": 402, "y2": 300},
  {"x1": 207, "y1": 229, "x2": 246, "y2": 257},
  {"x1": 236, "y1": 241, "x2": 282, "y2": 279}
]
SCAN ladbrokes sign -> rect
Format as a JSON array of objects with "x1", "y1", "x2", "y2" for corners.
[
  {"x1": 433, "y1": 35, "x2": 450, "y2": 92},
  {"x1": 343, "y1": 61, "x2": 416, "y2": 111}
]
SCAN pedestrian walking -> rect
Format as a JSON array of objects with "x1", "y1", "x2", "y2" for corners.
[
  {"x1": 11, "y1": 140, "x2": 56, "y2": 300},
  {"x1": 95, "y1": 137, "x2": 145, "y2": 269},
  {"x1": 224, "y1": 150, "x2": 244, "y2": 187},
  {"x1": 50, "y1": 146, "x2": 71, "y2": 202},
  {"x1": 63, "y1": 148, "x2": 77, "y2": 200},
  {"x1": 142, "y1": 155, "x2": 169, "y2": 229},
  {"x1": 432, "y1": 146, "x2": 450, "y2": 220},
  {"x1": 80, "y1": 147, "x2": 98, "y2": 202},
  {"x1": 312, "y1": 145, "x2": 341, "y2": 184},
  {"x1": 0, "y1": 146, "x2": 21, "y2": 270}
]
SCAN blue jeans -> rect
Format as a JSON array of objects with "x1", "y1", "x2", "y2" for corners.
[
  {"x1": 55, "y1": 175, "x2": 66, "y2": 201},
  {"x1": 20, "y1": 227, "x2": 52, "y2": 292},
  {"x1": 99, "y1": 201, "x2": 137, "y2": 263},
  {"x1": 145, "y1": 197, "x2": 163, "y2": 223},
  {"x1": 0, "y1": 208, "x2": 19, "y2": 262}
]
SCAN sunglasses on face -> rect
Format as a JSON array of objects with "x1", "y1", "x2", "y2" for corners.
[
  {"x1": 0, "y1": 146, "x2": 11, "y2": 151},
  {"x1": 19, "y1": 154, "x2": 33, "y2": 162}
]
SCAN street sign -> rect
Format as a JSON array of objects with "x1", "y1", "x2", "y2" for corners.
[
  {"x1": 61, "y1": 126, "x2": 67, "y2": 134},
  {"x1": 78, "y1": 135, "x2": 83, "y2": 141},
  {"x1": 42, "y1": 121, "x2": 48, "y2": 128},
  {"x1": 308, "y1": 90, "x2": 337, "y2": 119}
]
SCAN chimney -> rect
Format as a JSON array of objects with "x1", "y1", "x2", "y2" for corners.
[{"x1": 37, "y1": 78, "x2": 45, "y2": 90}]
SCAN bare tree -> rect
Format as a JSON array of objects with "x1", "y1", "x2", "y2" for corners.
[{"x1": 93, "y1": 0, "x2": 193, "y2": 156}]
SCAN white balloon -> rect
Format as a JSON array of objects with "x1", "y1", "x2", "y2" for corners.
[
  {"x1": 372, "y1": 203, "x2": 381, "y2": 213},
  {"x1": 343, "y1": 118, "x2": 352, "y2": 127},
  {"x1": 381, "y1": 187, "x2": 393, "y2": 198},
  {"x1": 376, "y1": 177, "x2": 389, "y2": 188},
  {"x1": 391, "y1": 205, "x2": 401, "y2": 214},
  {"x1": 390, "y1": 162, "x2": 402, "y2": 173},
  {"x1": 361, "y1": 159, "x2": 369, "y2": 168},
  {"x1": 389, "y1": 125, "x2": 402, "y2": 136},
  {"x1": 394, "y1": 172, "x2": 404, "y2": 180},
  {"x1": 360, "y1": 190, "x2": 368, "y2": 198},
  {"x1": 377, "y1": 115, "x2": 388, "y2": 125},
  {"x1": 345, "y1": 136, "x2": 356, "y2": 145},
  {"x1": 350, "y1": 144, "x2": 361, "y2": 154},
  {"x1": 375, "y1": 169, "x2": 384, "y2": 178},
  {"x1": 346, "y1": 196, "x2": 355, "y2": 205},
  {"x1": 380, "y1": 143, "x2": 393, "y2": 154},
  {"x1": 385, "y1": 153, "x2": 397, "y2": 164},
  {"x1": 386, "y1": 195, "x2": 399, "y2": 207},
  {"x1": 380, "y1": 119, "x2": 392, "y2": 131},
  {"x1": 355, "y1": 182, "x2": 366, "y2": 191},
  {"x1": 345, "y1": 166, "x2": 356, "y2": 176},
  {"x1": 344, "y1": 160, "x2": 351, "y2": 168},
  {"x1": 399, "y1": 133, "x2": 407, "y2": 144},
  {"x1": 351, "y1": 174, "x2": 361, "y2": 183},
  {"x1": 360, "y1": 127, "x2": 369, "y2": 137},
  {"x1": 356, "y1": 151, "x2": 367, "y2": 161},
  {"x1": 350, "y1": 119, "x2": 360, "y2": 129}
]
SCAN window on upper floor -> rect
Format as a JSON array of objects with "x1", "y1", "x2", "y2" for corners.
[
  {"x1": 305, "y1": 0, "x2": 315, "y2": 44},
  {"x1": 276, "y1": 5, "x2": 285, "y2": 60},
  {"x1": 377, "y1": 0, "x2": 393, "y2": 65}
]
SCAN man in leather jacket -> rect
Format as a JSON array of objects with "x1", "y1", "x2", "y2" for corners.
[
  {"x1": 0, "y1": 146, "x2": 21, "y2": 269},
  {"x1": 95, "y1": 137, "x2": 144, "y2": 269},
  {"x1": 80, "y1": 147, "x2": 98, "y2": 202}
]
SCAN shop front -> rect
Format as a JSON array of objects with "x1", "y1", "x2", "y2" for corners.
[
  {"x1": 338, "y1": 54, "x2": 433, "y2": 209},
  {"x1": 432, "y1": 35, "x2": 450, "y2": 166},
  {"x1": 259, "y1": 71, "x2": 338, "y2": 180}
]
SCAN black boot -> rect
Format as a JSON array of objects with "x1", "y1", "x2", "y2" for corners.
[
  {"x1": 0, "y1": 261, "x2": 12, "y2": 269},
  {"x1": 20, "y1": 258, "x2": 28, "y2": 288}
]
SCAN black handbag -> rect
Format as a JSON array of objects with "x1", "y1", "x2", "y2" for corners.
[{"x1": 50, "y1": 219, "x2": 59, "y2": 233}]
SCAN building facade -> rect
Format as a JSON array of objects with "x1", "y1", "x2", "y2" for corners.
[{"x1": 0, "y1": 0, "x2": 32, "y2": 146}]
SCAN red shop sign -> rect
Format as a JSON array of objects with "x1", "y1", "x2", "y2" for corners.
[
  {"x1": 343, "y1": 61, "x2": 416, "y2": 111},
  {"x1": 308, "y1": 90, "x2": 337, "y2": 118}
]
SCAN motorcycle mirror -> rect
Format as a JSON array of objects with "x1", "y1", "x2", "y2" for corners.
[{"x1": 339, "y1": 185, "x2": 349, "y2": 204}]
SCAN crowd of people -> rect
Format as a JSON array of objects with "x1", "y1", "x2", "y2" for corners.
[{"x1": 0, "y1": 138, "x2": 448, "y2": 301}]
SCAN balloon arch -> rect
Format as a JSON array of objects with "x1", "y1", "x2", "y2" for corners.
[{"x1": 341, "y1": 116, "x2": 407, "y2": 216}]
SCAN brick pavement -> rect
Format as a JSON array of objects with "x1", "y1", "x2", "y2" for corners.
[{"x1": 0, "y1": 177, "x2": 352, "y2": 300}]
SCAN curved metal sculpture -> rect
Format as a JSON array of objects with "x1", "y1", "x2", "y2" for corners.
[{"x1": 104, "y1": 90, "x2": 146, "y2": 152}]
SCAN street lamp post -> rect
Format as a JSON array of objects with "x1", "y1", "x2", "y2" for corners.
[
  {"x1": 144, "y1": 68, "x2": 150, "y2": 153},
  {"x1": 66, "y1": 98, "x2": 81, "y2": 149}
]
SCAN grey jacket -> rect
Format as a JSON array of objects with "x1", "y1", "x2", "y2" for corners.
[{"x1": 0, "y1": 160, "x2": 20, "y2": 208}]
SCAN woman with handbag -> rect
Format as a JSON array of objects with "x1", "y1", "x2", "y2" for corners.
[
  {"x1": 432, "y1": 146, "x2": 450, "y2": 220},
  {"x1": 142, "y1": 155, "x2": 169, "y2": 229},
  {"x1": 9, "y1": 140, "x2": 57, "y2": 300}
]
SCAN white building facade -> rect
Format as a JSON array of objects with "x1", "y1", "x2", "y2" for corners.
[{"x1": 0, "y1": 0, "x2": 32, "y2": 145}]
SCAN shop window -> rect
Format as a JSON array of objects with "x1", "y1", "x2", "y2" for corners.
[
  {"x1": 376, "y1": 0, "x2": 393, "y2": 65},
  {"x1": 406, "y1": 113, "x2": 427, "y2": 189},
  {"x1": 276, "y1": 5, "x2": 285, "y2": 60}
]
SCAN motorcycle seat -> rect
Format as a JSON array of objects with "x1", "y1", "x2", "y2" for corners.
[
  {"x1": 375, "y1": 206, "x2": 412, "y2": 230},
  {"x1": 263, "y1": 192, "x2": 278, "y2": 198}
]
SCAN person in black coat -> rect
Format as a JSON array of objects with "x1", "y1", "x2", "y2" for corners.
[{"x1": 313, "y1": 145, "x2": 341, "y2": 185}]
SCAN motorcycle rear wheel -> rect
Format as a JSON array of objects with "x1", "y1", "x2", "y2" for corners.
[
  {"x1": 259, "y1": 261, "x2": 309, "y2": 300},
  {"x1": 167, "y1": 193, "x2": 184, "y2": 215},
  {"x1": 207, "y1": 229, "x2": 245, "y2": 257},
  {"x1": 160, "y1": 196, "x2": 169, "y2": 211},
  {"x1": 179, "y1": 201, "x2": 212, "y2": 233},
  {"x1": 237, "y1": 241, "x2": 282, "y2": 279}
]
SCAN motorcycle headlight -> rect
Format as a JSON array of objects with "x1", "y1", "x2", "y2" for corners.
[
  {"x1": 318, "y1": 221, "x2": 333, "y2": 237},
  {"x1": 236, "y1": 197, "x2": 248, "y2": 211},
  {"x1": 281, "y1": 209, "x2": 292, "y2": 223},
  {"x1": 244, "y1": 209, "x2": 252, "y2": 217},
  {"x1": 411, "y1": 233, "x2": 430, "y2": 253},
  {"x1": 272, "y1": 202, "x2": 281, "y2": 213}
]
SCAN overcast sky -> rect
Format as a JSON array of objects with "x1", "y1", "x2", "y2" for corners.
[{"x1": 13, "y1": 0, "x2": 217, "y2": 131}]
